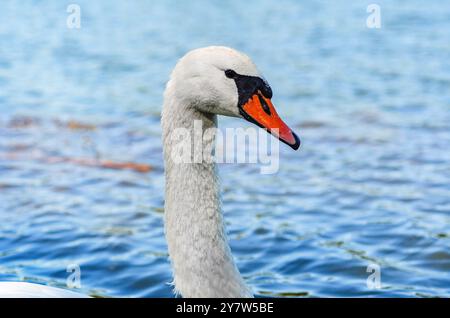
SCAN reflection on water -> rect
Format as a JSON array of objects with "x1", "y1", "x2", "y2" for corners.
[{"x1": 0, "y1": 1, "x2": 449, "y2": 297}]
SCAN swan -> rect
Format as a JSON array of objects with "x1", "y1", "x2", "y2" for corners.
[{"x1": 0, "y1": 46, "x2": 300, "y2": 298}]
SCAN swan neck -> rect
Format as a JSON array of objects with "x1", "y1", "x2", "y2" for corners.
[{"x1": 162, "y1": 95, "x2": 252, "y2": 298}]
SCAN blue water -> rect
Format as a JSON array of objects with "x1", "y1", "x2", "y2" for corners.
[{"x1": 0, "y1": 1, "x2": 449, "y2": 297}]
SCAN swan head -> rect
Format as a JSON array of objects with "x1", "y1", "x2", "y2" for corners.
[{"x1": 168, "y1": 46, "x2": 300, "y2": 150}]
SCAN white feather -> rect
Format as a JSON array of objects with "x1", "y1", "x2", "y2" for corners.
[{"x1": 0, "y1": 282, "x2": 88, "y2": 298}]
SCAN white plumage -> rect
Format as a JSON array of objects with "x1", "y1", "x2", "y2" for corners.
[{"x1": 0, "y1": 282, "x2": 88, "y2": 298}]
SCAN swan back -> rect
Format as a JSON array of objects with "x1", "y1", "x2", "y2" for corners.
[{"x1": 0, "y1": 282, "x2": 88, "y2": 298}]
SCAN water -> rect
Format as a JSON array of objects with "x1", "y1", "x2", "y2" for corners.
[{"x1": 0, "y1": 0, "x2": 449, "y2": 297}]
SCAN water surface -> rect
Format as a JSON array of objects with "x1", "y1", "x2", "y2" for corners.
[{"x1": 0, "y1": 1, "x2": 449, "y2": 297}]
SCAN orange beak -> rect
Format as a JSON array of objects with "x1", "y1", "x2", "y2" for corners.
[{"x1": 239, "y1": 91, "x2": 300, "y2": 150}]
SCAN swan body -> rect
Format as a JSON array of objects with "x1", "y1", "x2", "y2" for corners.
[
  {"x1": 0, "y1": 46, "x2": 299, "y2": 298},
  {"x1": 0, "y1": 282, "x2": 88, "y2": 298}
]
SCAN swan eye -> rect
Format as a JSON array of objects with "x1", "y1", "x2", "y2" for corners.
[{"x1": 225, "y1": 69, "x2": 237, "y2": 79}]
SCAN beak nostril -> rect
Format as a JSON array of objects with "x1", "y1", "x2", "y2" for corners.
[{"x1": 257, "y1": 93, "x2": 271, "y2": 116}]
